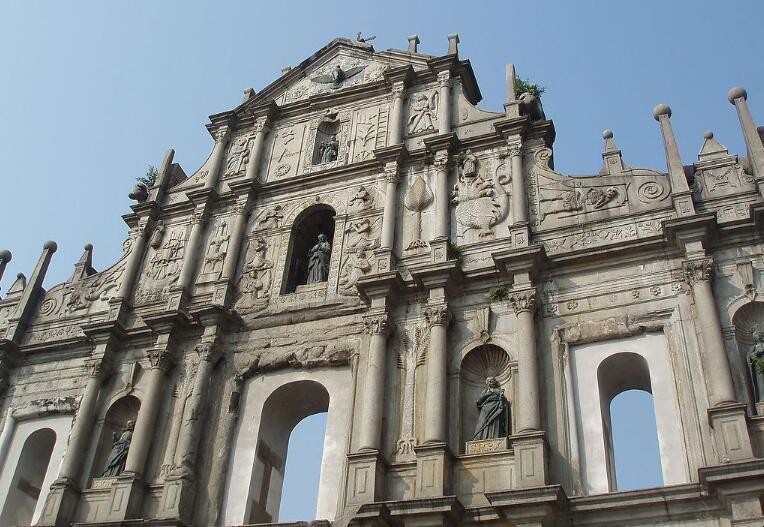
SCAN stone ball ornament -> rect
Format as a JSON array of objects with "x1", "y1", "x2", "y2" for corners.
[
  {"x1": 652, "y1": 103, "x2": 672, "y2": 120},
  {"x1": 602, "y1": 129, "x2": 614, "y2": 140},
  {"x1": 43, "y1": 240, "x2": 58, "y2": 253},
  {"x1": 704, "y1": 130, "x2": 714, "y2": 140},
  {"x1": 728, "y1": 86, "x2": 747, "y2": 103},
  {"x1": 0, "y1": 250, "x2": 11, "y2": 263}
]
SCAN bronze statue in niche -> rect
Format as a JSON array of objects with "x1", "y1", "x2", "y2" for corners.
[
  {"x1": 307, "y1": 234, "x2": 331, "y2": 284},
  {"x1": 101, "y1": 419, "x2": 135, "y2": 477},
  {"x1": 318, "y1": 134, "x2": 339, "y2": 164},
  {"x1": 749, "y1": 328, "x2": 764, "y2": 403},
  {"x1": 473, "y1": 377, "x2": 510, "y2": 440}
]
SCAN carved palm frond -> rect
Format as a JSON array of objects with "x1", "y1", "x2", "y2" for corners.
[{"x1": 344, "y1": 66, "x2": 366, "y2": 79}]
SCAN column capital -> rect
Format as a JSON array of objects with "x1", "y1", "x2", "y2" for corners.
[
  {"x1": 191, "y1": 205, "x2": 210, "y2": 226},
  {"x1": 195, "y1": 340, "x2": 222, "y2": 363},
  {"x1": 363, "y1": 313, "x2": 391, "y2": 336},
  {"x1": 384, "y1": 165, "x2": 400, "y2": 185},
  {"x1": 432, "y1": 150, "x2": 449, "y2": 172},
  {"x1": 391, "y1": 81, "x2": 406, "y2": 100},
  {"x1": 683, "y1": 257, "x2": 715, "y2": 286},
  {"x1": 147, "y1": 347, "x2": 176, "y2": 372},
  {"x1": 437, "y1": 70, "x2": 451, "y2": 88},
  {"x1": 507, "y1": 141, "x2": 523, "y2": 158},
  {"x1": 214, "y1": 125, "x2": 232, "y2": 143},
  {"x1": 84, "y1": 357, "x2": 113, "y2": 380},
  {"x1": 424, "y1": 303, "x2": 451, "y2": 327},
  {"x1": 508, "y1": 289, "x2": 537, "y2": 315},
  {"x1": 253, "y1": 116, "x2": 270, "y2": 135}
]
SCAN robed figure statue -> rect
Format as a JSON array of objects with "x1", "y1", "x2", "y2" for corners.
[
  {"x1": 307, "y1": 233, "x2": 331, "y2": 284},
  {"x1": 473, "y1": 377, "x2": 510, "y2": 440},
  {"x1": 101, "y1": 419, "x2": 135, "y2": 477}
]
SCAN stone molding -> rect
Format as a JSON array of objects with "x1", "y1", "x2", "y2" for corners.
[{"x1": 11, "y1": 396, "x2": 78, "y2": 421}]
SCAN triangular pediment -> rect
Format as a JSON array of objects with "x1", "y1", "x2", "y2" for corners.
[{"x1": 242, "y1": 38, "x2": 433, "y2": 109}]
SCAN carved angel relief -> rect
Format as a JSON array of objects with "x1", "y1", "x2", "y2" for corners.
[{"x1": 407, "y1": 91, "x2": 438, "y2": 136}]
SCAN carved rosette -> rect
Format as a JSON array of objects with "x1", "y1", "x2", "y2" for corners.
[
  {"x1": 683, "y1": 258, "x2": 714, "y2": 286},
  {"x1": 364, "y1": 314, "x2": 390, "y2": 336},
  {"x1": 424, "y1": 304, "x2": 451, "y2": 327},
  {"x1": 508, "y1": 290, "x2": 537, "y2": 315}
]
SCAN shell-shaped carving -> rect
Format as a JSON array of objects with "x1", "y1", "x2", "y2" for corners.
[
  {"x1": 733, "y1": 301, "x2": 764, "y2": 346},
  {"x1": 404, "y1": 175, "x2": 433, "y2": 212},
  {"x1": 460, "y1": 344, "x2": 511, "y2": 385}
]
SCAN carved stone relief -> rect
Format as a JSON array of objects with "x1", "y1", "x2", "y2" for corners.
[
  {"x1": 255, "y1": 205, "x2": 284, "y2": 231},
  {"x1": 280, "y1": 57, "x2": 384, "y2": 104},
  {"x1": 452, "y1": 151, "x2": 509, "y2": 239},
  {"x1": 267, "y1": 123, "x2": 307, "y2": 180},
  {"x1": 337, "y1": 217, "x2": 380, "y2": 296},
  {"x1": 236, "y1": 236, "x2": 274, "y2": 315},
  {"x1": 542, "y1": 218, "x2": 663, "y2": 256},
  {"x1": 394, "y1": 323, "x2": 430, "y2": 460},
  {"x1": 406, "y1": 90, "x2": 438, "y2": 136},
  {"x1": 199, "y1": 221, "x2": 230, "y2": 282},
  {"x1": 404, "y1": 172, "x2": 434, "y2": 250},
  {"x1": 350, "y1": 106, "x2": 389, "y2": 162},
  {"x1": 224, "y1": 133, "x2": 254, "y2": 177},
  {"x1": 235, "y1": 340, "x2": 356, "y2": 377},
  {"x1": 348, "y1": 186, "x2": 374, "y2": 212},
  {"x1": 302, "y1": 109, "x2": 351, "y2": 174},
  {"x1": 134, "y1": 224, "x2": 188, "y2": 305}
]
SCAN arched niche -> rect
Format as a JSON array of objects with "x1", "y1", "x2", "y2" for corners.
[
  {"x1": 312, "y1": 113, "x2": 341, "y2": 165},
  {"x1": 283, "y1": 205, "x2": 336, "y2": 293},
  {"x1": 222, "y1": 367, "x2": 352, "y2": 525},
  {"x1": 459, "y1": 344, "x2": 513, "y2": 449},
  {"x1": 0, "y1": 428, "x2": 56, "y2": 527},
  {"x1": 90, "y1": 395, "x2": 140, "y2": 482},
  {"x1": 732, "y1": 301, "x2": 764, "y2": 411}
]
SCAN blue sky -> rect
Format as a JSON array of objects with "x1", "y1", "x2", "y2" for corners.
[{"x1": 1, "y1": 0, "x2": 762, "y2": 520}]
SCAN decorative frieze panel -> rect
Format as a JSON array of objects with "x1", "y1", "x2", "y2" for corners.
[
  {"x1": 266, "y1": 122, "x2": 308, "y2": 180},
  {"x1": 541, "y1": 218, "x2": 664, "y2": 256},
  {"x1": 277, "y1": 57, "x2": 388, "y2": 105},
  {"x1": 350, "y1": 105, "x2": 389, "y2": 162}
]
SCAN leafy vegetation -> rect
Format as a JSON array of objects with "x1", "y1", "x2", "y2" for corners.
[
  {"x1": 513, "y1": 77, "x2": 545, "y2": 99},
  {"x1": 137, "y1": 165, "x2": 159, "y2": 187},
  {"x1": 447, "y1": 241, "x2": 463, "y2": 263},
  {"x1": 488, "y1": 285, "x2": 509, "y2": 302}
]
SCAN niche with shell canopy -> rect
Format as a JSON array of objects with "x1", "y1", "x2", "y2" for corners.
[{"x1": 459, "y1": 344, "x2": 514, "y2": 449}]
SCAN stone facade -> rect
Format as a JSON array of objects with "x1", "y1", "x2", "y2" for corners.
[{"x1": 1, "y1": 35, "x2": 764, "y2": 527}]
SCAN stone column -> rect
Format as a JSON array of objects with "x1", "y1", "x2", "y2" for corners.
[
  {"x1": 220, "y1": 197, "x2": 250, "y2": 282},
  {"x1": 509, "y1": 289, "x2": 540, "y2": 432},
  {"x1": 116, "y1": 218, "x2": 152, "y2": 301},
  {"x1": 205, "y1": 126, "x2": 231, "y2": 190},
  {"x1": 684, "y1": 258, "x2": 736, "y2": 406},
  {"x1": 423, "y1": 304, "x2": 451, "y2": 444},
  {"x1": 437, "y1": 71, "x2": 451, "y2": 134},
  {"x1": 357, "y1": 314, "x2": 389, "y2": 451},
  {"x1": 380, "y1": 164, "x2": 400, "y2": 250},
  {"x1": 57, "y1": 359, "x2": 110, "y2": 484},
  {"x1": 728, "y1": 87, "x2": 764, "y2": 196},
  {"x1": 176, "y1": 205, "x2": 209, "y2": 290},
  {"x1": 509, "y1": 142, "x2": 528, "y2": 224},
  {"x1": 388, "y1": 82, "x2": 406, "y2": 145},
  {"x1": 124, "y1": 347, "x2": 174, "y2": 476},
  {"x1": 244, "y1": 118, "x2": 270, "y2": 181},
  {"x1": 433, "y1": 151, "x2": 450, "y2": 241}
]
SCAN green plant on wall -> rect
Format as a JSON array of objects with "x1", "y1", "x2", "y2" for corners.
[
  {"x1": 513, "y1": 77, "x2": 545, "y2": 99},
  {"x1": 488, "y1": 285, "x2": 509, "y2": 302},
  {"x1": 138, "y1": 165, "x2": 159, "y2": 187},
  {"x1": 447, "y1": 242, "x2": 463, "y2": 263}
]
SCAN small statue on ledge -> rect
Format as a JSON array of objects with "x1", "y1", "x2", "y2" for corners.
[
  {"x1": 101, "y1": 419, "x2": 135, "y2": 477},
  {"x1": 319, "y1": 134, "x2": 339, "y2": 164},
  {"x1": 473, "y1": 377, "x2": 510, "y2": 440},
  {"x1": 306, "y1": 234, "x2": 331, "y2": 284}
]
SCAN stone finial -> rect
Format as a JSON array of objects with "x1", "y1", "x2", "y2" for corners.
[
  {"x1": 600, "y1": 129, "x2": 625, "y2": 175},
  {"x1": 652, "y1": 103, "x2": 672, "y2": 120},
  {"x1": 697, "y1": 130, "x2": 729, "y2": 160},
  {"x1": 7, "y1": 273, "x2": 26, "y2": 296},
  {"x1": 281, "y1": 66, "x2": 292, "y2": 75},
  {"x1": 728, "y1": 86, "x2": 747, "y2": 104},
  {"x1": 408, "y1": 34, "x2": 420, "y2": 53},
  {"x1": 506, "y1": 64, "x2": 517, "y2": 104},
  {"x1": 0, "y1": 250, "x2": 11, "y2": 295},
  {"x1": 447, "y1": 33, "x2": 460, "y2": 56},
  {"x1": 68, "y1": 243, "x2": 96, "y2": 283},
  {"x1": 242, "y1": 88, "x2": 256, "y2": 103},
  {"x1": 652, "y1": 103, "x2": 694, "y2": 214}
]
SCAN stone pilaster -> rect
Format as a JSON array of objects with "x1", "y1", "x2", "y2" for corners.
[
  {"x1": 205, "y1": 125, "x2": 232, "y2": 190},
  {"x1": 683, "y1": 257, "x2": 753, "y2": 463},
  {"x1": 213, "y1": 193, "x2": 252, "y2": 307},
  {"x1": 423, "y1": 303, "x2": 451, "y2": 444},
  {"x1": 509, "y1": 141, "x2": 528, "y2": 225},
  {"x1": 358, "y1": 313, "x2": 391, "y2": 451},
  {"x1": 437, "y1": 71, "x2": 451, "y2": 134},
  {"x1": 388, "y1": 82, "x2": 406, "y2": 145},
  {"x1": 432, "y1": 150, "x2": 451, "y2": 265},
  {"x1": 380, "y1": 164, "x2": 400, "y2": 251},
  {"x1": 244, "y1": 117, "x2": 270, "y2": 181},
  {"x1": 508, "y1": 288, "x2": 540, "y2": 433}
]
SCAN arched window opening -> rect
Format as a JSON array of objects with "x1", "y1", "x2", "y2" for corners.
[
  {"x1": 597, "y1": 352, "x2": 662, "y2": 491},
  {"x1": 278, "y1": 412, "x2": 328, "y2": 522},
  {"x1": 0, "y1": 428, "x2": 56, "y2": 527},
  {"x1": 610, "y1": 390, "x2": 663, "y2": 491},
  {"x1": 283, "y1": 206, "x2": 336, "y2": 293},
  {"x1": 246, "y1": 381, "x2": 330, "y2": 524},
  {"x1": 459, "y1": 344, "x2": 513, "y2": 449},
  {"x1": 91, "y1": 395, "x2": 140, "y2": 482}
]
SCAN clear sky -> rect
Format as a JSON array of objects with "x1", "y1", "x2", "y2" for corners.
[{"x1": 1, "y1": 0, "x2": 762, "y2": 520}]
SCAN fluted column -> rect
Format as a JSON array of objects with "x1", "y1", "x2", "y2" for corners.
[
  {"x1": 380, "y1": 164, "x2": 400, "y2": 250},
  {"x1": 684, "y1": 258, "x2": 737, "y2": 406},
  {"x1": 728, "y1": 87, "x2": 764, "y2": 186},
  {"x1": 172, "y1": 341, "x2": 220, "y2": 474},
  {"x1": 124, "y1": 347, "x2": 174, "y2": 477},
  {"x1": 58, "y1": 358, "x2": 110, "y2": 484},
  {"x1": 357, "y1": 314, "x2": 390, "y2": 451},
  {"x1": 205, "y1": 126, "x2": 231, "y2": 190},
  {"x1": 220, "y1": 197, "x2": 250, "y2": 282},
  {"x1": 423, "y1": 304, "x2": 451, "y2": 444},
  {"x1": 388, "y1": 82, "x2": 406, "y2": 145},
  {"x1": 509, "y1": 289, "x2": 540, "y2": 432},
  {"x1": 244, "y1": 118, "x2": 270, "y2": 181},
  {"x1": 116, "y1": 218, "x2": 152, "y2": 300},
  {"x1": 509, "y1": 142, "x2": 527, "y2": 224},
  {"x1": 437, "y1": 71, "x2": 451, "y2": 134},
  {"x1": 177, "y1": 205, "x2": 209, "y2": 290},
  {"x1": 433, "y1": 151, "x2": 450, "y2": 240}
]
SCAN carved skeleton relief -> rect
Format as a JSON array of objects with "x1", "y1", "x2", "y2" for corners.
[{"x1": 236, "y1": 236, "x2": 274, "y2": 314}]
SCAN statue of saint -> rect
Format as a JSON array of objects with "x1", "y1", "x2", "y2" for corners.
[
  {"x1": 101, "y1": 419, "x2": 135, "y2": 477},
  {"x1": 749, "y1": 328, "x2": 764, "y2": 403},
  {"x1": 462, "y1": 149, "x2": 478, "y2": 179},
  {"x1": 319, "y1": 134, "x2": 339, "y2": 164},
  {"x1": 473, "y1": 377, "x2": 510, "y2": 440},
  {"x1": 306, "y1": 234, "x2": 331, "y2": 284}
]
